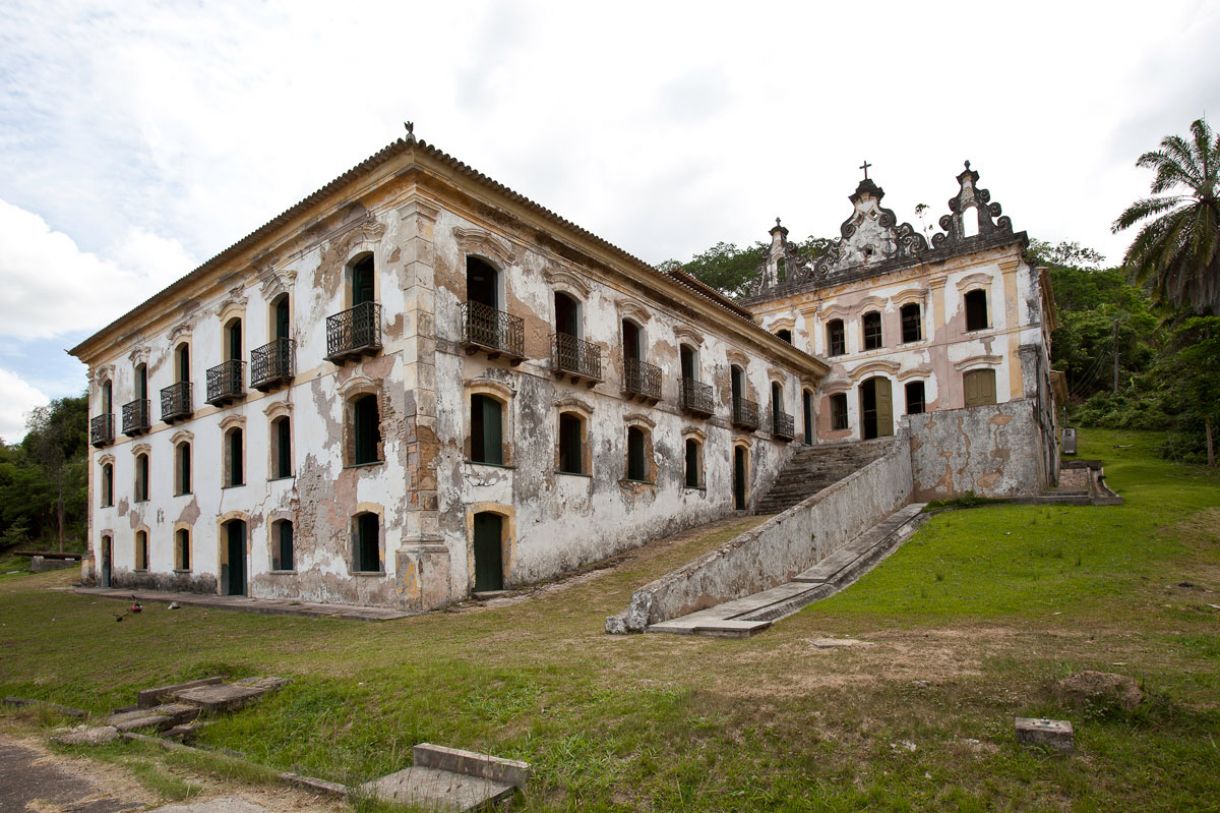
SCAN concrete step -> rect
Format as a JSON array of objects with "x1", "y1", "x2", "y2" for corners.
[
  {"x1": 647, "y1": 503, "x2": 927, "y2": 637},
  {"x1": 358, "y1": 743, "x2": 529, "y2": 812}
]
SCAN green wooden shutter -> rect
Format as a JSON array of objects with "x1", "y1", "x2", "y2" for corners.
[
  {"x1": 875, "y1": 378, "x2": 894, "y2": 437},
  {"x1": 482, "y1": 396, "x2": 503, "y2": 465}
]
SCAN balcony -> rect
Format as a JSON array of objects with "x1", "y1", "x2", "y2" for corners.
[
  {"x1": 326, "y1": 301, "x2": 382, "y2": 363},
  {"x1": 772, "y1": 410, "x2": 795, "y2": 441},
  {"x1": 731, "y1": 398, "x2": 760, "y2": 431},
  {"x1": 552, "y1": 333, "x2": 603, "y2": 387},
  {"x1": 206, "y1": 360, "x2": 246, "y2": 407},
  {"x1": 680, "y1": 378, "x2": 714, "y2": 417},
  {"x1": 160, "y1": 382, "x2": 193, "y2": 424},
  {"x1": 461, "y1": 301, "x2": 525, "y2": 364},
  {"x1": 623, "y1": 357, "x2": 662, "y2": 403},
  {"x1": 121, "y1": 400, "x2": 150, "y2": 437},
  {"x1": 90, "y1": 413, "x2": 114, "y2": 448},
  {"x1": 251, "y1": 338, "x2": 295, "y2": 391}
]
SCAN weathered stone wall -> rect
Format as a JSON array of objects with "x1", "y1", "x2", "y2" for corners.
[
  {"x1": 905, "y1": 399, "x2": 1050, "y2": 500},
  {"x1": 614, "y1": 436, "x2": 912, "y2": 631}
]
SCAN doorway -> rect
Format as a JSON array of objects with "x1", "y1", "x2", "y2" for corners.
[
  {"x1": 472, "y1": 512, "x2": 504, "y2": 592},
  {"x1": 223, "y1": 520, "x2": 247, "y2": 596},
  {"x1": 100, "y1": 535, "x2": 111, "y2": 588},
  {"x1": 860, "y1": 377, "x2": 894, "y2": 440},
  {"x1": 733, "y1": 446, "x2": 748, "y2": 510}
]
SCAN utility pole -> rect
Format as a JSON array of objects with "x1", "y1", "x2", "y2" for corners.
[{"x1": 1112, "y1": 318, "x2": 1121, "y2": 395}]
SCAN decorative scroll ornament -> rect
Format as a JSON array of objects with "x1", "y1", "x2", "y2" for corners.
[{"x1": 930, "y1": 161, "x2": 1013, "y2": 249}]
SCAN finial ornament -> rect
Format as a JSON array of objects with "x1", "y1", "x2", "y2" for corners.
[
  {"x1": 964, "y1": 160, "x2": 971, "y2": 170},
  {"x1": 404, "y1": 121, "x2": 416, "y2": 143},
  {"x1": 859, "y1": 160, "x2": 872, "y2": 180},
  {"x1": 776, "y1": 217, "x2": 782, "y2": 227}
]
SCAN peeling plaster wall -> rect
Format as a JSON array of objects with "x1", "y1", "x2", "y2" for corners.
[
  {"x1": 617, "y1": 436, "x2": 913, "y2": 630},
  {"x1": 906, "y1": 399, "x2": 1050, "y2": 500}
]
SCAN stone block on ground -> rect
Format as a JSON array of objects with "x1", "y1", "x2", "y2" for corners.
[
  {"x1": 1015, "y1": 717, "x2": 1074, "y2": 752},
  {"x1": 138, "y1": 677, "x2": 224, "y2": 708},
  {"x1": 52, "y1": 725, "x2": 120, "y2": 746},
  {"x1": 106, "y1": 709, "x2": 175, "y2": 732},
  {"x1": 413, "y1": 743, "x2": 531, "y2": 789}
]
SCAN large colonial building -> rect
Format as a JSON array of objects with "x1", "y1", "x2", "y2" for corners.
[{"x1": 72, "y1": 134, "x2": 1058, "y2": 612}]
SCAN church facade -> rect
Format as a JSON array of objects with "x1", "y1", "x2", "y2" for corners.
[{"x1": 72, "y1": 135, "x2": 1058, "y2": 612}]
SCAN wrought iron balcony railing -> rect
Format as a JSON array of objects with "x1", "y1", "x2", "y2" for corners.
[
  {"x1": 680, "y1": 378, "x2": 714, "y2": 417},
  {"x1": 121, "y1": 399, "x2": 150, "y2": 437},
  {"x1": 160, "y1": 381, "x2": 193, "y2": 424},
  {"x1": 90, "y1": 413, "x2": 114, "y2": 447},
  {"x1": 326, "y1": 301, "x2": 382, "y2": 363},
  {"x1": 251, "y1": 338, "x2": 295, "y2": 391},
  {"x1": 461, "y1": 301, "x2": 525, "y2": 363},
  {"x1": 731, "y1": 398, "x2": 760, "y2": 431},
  {"x1": 772, "y1": 409, "x2": 795, "y2": 441},
  {"x1": 623, "y1": 357, "x2": 662, "y2": 402},
  {"x1": 206, "y1": 360, "x2": 245, "y2": 407},
  {"x1": 552, "y1": 333, "x2": 603, "y2": 386}
]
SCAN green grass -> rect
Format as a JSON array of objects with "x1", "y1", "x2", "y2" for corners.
[{"x1": 1, "y1": 430, "x2": 1218, "y2": 811}]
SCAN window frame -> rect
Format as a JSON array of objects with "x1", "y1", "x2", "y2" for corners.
[
  {"x1": 830, "y1": 393, "x2": 849, "y2": 431},
  {"x1": 826, "y1": 319, "x2": 846, "y2": 356},
  {"x1": 862, "y1": 311, "x2": 883, "y2": 351}
]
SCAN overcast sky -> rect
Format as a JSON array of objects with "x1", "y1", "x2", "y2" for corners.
[{"x1": 1, "y1": 0, "x2": 1217, "y2": 440}]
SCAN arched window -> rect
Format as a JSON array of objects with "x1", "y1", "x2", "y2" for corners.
[
  {"x1": 135, "y1": 530, "x2": 148, "y2": 571},
  {"x1": 175, "y1": 442, "x2": 192, "y2": 495},
  {"x1": 271, "y1": 416, "x2": 292, "y2": 478},
  {"x1": 175, "y1": 528, "x2": 191, "y2": 571},
  {"x1": 905, "y1": 381, "x2": 926, "y2": 415},
  {"x1": 351, "y1": 394, "x2": 382, "y2": 465},
  {"x1": 557, "y1": 412, "x2": 585, "y2": 475},
  {"x1": 826, "y1": 320, "x2": 845, "y2": 356},
  {"x1": 679, "y1": 344, "x2": 697, "y2": 382},
  {"x1": 684, "y1": 438, "x2": 703, "y2": 488},
  {"x1": 900, "y1": 303, "x2": 922, "y2": 343},
  {"x1": 963, "y1": 369, "x2": 997, "y2": 407},
  {"x1": 101, "y1": 462, "x2": 114, "y2": 507},
  {"x1": 830, "y1": 393, "x2": 849, "y2": 431},
  {"x1": 272, "y1": 520, "x2": 294, "y2": 571},
  {"x1": 470, "y1": 394, "x2": 505, "y2": 465},
  {"x1": 175, "y1": 343, "x2": 190, "y2": 383},
  {"x1": 224, "y1": 318, "x2": 242, "y2": 362},
  {"x1": 625, "y1": 426, "x2": 650, "y2": 482},
  {"x1": 775, "y1": 328, "x2": 792, "y2": 344},
  {"x1": 965, "y1": 289, "x2": 989, "y2": 331},
  {"x1": 733, "y1": 445, "x2": 749, "y2": 510},
  {"x1": 554, "y1": 291, "x2": 580, "y2": 339},
  {"x1": 134, "y1": 453, "x2": 149, "y2": 502},
  {"x1": 862, "y1": 311, "x2": 883, "y2": 350},
  {"x1": 352, "y1": 512, "x2": 381, "y2": 573},
  {"x1": 224, "y1": 428, "x2": 244, "y2": 487}
]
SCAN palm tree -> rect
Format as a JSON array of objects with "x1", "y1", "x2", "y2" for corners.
[{"x1": 1113, "y1": 118, "x2": 1220, "y2": 315}]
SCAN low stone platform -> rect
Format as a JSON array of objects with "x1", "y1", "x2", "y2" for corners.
[
  {"x1": 359, "y1": 743, "x2": 530, "y2": 812},
  {"x1": 648, "y1": 503, "x2": 926, "y2": 638},
  {"x1": 173, "y1": 677, "x2": 287, "y2": 712},
  {"x1": 75, "y1": 587, "x2": 413, "y2": 620}
]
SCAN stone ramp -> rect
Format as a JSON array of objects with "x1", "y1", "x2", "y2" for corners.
[
  {"x1": 647, "y1": 503, "x2": 926, "y2": 637},
  {"x1": 754, "y1": 439, "x2": 891, "y2": 515}
]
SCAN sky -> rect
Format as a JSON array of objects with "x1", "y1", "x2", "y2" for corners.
[{"x1": 1, "y1": 0, "x2": 1217, "y2": 441}]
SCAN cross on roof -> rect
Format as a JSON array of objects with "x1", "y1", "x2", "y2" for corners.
[{"x1": 859, "y1": 160, "x2": 872, "y2": 180}]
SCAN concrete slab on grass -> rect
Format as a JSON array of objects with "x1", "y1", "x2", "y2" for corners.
[{"x1": 358, "y1": 766, "x2": 515, "y2": 813}]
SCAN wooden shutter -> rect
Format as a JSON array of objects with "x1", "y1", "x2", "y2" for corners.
[
  {"x1": 482, "y1": 396, "x2": 503, "y2": 465},
  {"x1": 964, "y1": 369, "x2": 997, "y2": 407},
  {"x1": 875, "y1": 378, "x2": 894, "y2": 437}
]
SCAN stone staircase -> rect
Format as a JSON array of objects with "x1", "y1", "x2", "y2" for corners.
[{"x1": 755, "y1": 439, "x2": 893, "y2": 515}]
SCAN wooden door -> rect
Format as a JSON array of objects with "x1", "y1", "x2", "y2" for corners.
[
  {"x1": 100, "y1": 537, "x2": 111, "y2": 588},
  {"x1": 225, "y1": 521, "x2": 246, "y2": 596},
  {"x1": 875, "y1": 377, "x2": 894, "y2": 437},
  {"x1": 733, "y1": 447, "x2": 747, "y2": 510},
  {"x1": 473, "y1": 513, "x2": 504, "y2": 592}
]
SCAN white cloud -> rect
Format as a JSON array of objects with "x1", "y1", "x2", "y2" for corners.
[
  {"x1": 0, "y1": 198, "x2": 194, "y2": 339},
  {"x1": 0, "y1": 368, "x2": 49, "y2": 443}
]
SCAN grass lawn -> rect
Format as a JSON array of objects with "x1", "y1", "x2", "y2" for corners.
[{"x1": 1, "y1": 429, "x2": 1218, "y2": 812}]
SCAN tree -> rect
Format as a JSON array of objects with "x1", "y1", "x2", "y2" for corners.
[
  {"x1": 21, "y1": 395, "x2": 88, "y2": 551},
  {"x1": 1112, "y1": 117, "x2": 1220, "y2": 315},
  {"x1": 1157, "y1": 316, "x2": 1220, "y2": 466}
]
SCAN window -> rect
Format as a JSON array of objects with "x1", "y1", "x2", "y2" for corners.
[
  {"x1": 175, "y1": 343, "x2": 190, "y2": 383},
  {"x1": 175, "y1": 442, "x2": 191, "y2": 495},
  {"x1": 134, "y1": 363, "x2": 147, "y2": 400},
  {"x1": 862, "y1": 311, "x2": 883, "y2": 350},
  {"x1": 802, "y1": 389, "x2": 814, "y2": 444},
  {"x1": 684, "y1": 438, "x2": 702, "y2": 488},
  {"x1": 224, "y1": 318, "x2": 242, "y2": 362},
  {"x1": 680, "y1": 344, "x2": 697, "y2": 381},
  {"x1": 351, "y1": 254, "x2": 375, "y2": 306},
  {"x1": 175, "y1": 528, "x2": 190, "y2": 571},
  {"x1": 901, "y1": 303, "x2": 922, "y2": 343},
  {"x1": 467, "y1": 257, "x2": 499, "y2": 309},
  {"x1": 622, "y1": 319, "x2": 641, "y2": 362},
  {"x1": 771, "y1": 381, "x2": 783, "y2": 425},
  {"x1": 135, "y1": 530, "x2": 148, "y2": 571},
  {"x1": 351, "y1": 394, "x2": 382, "y2": 465},
  {"x1": 730, "y1": 365, "x2": 744, "y2": 407},
  {"x1": 554, "y1": 291, "x2": 580, "y2": 338},
  {"x1": 352, "y1": 512, "x2": 381, "y2": 572},
  {"x1": 102, "y1": 380, "x2": 113, "y2": 414},
  {"x1": 470, "y1": 394, "x2": 505, "y2": 465},
  {"x1": 905, "y1": 381, "x2": 926, "y2": 415},
  {"x1": 558, "y1": 412, "x2": 584, "y2": 474},
  {"x1": 961, "y1": 205, "x2": 979, "y2": 238},
  {"x1": 134, "y1": 453, "x2": 149, "y2": 502},
  {"x1": 272, "y1": 294, "x2": 290, "y2": 341},
  {"x1": 776, "y1": 328, "x2": 792, "y2": 344},
  {"x1": 830, "y1": 393, "x2": 849, "y2": 431},
  {"x1": 101, "y1": 463, "x2": 114, "y2": 507},
  {"x1": 965, "y1": 289, "x2": 989, "y2": 331},
  {"x1": 272, "y1": 520, "x2": 294, "y2": 571},
  {"x1": 225, "y1": 428, "x2": 244, "y2": 487},
  {"x1": 271, "y1": 417, "x2": 292, "y2": 478},
  {"x1": 963, "y1": 369, "x2": 997, "y2": 407},
  {"x1": 826, "y1": 320, "x2": 845, "y2": 356},
  {"x1": 626, "y1": 426, "x2": 648, "y2": 482}
]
